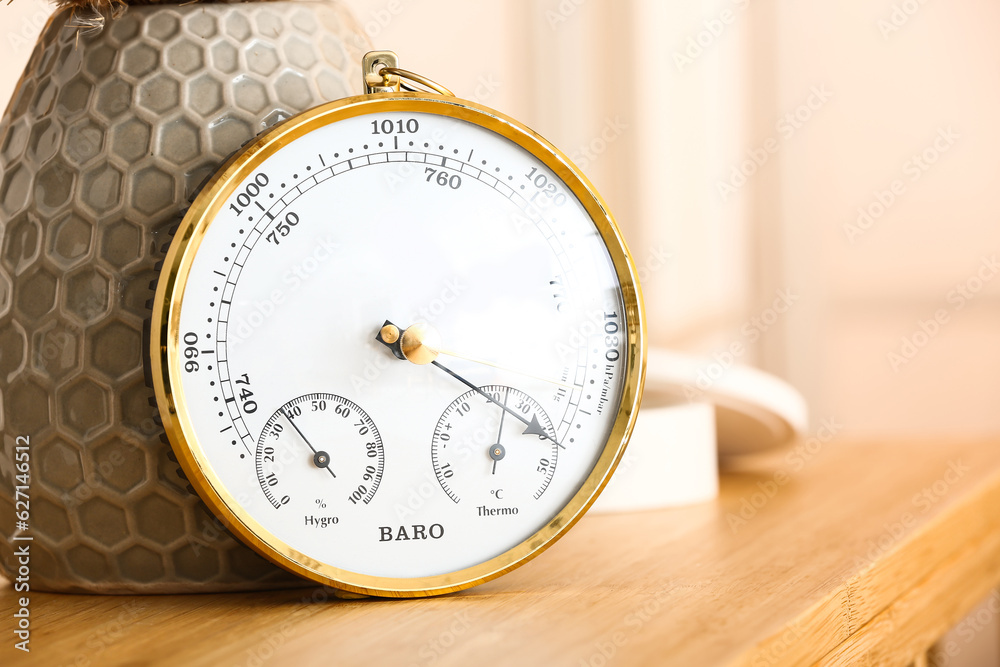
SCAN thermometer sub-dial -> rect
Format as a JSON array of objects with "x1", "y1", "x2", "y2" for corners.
[
  {"x1": 255, "y1": 393, "x2": 385, "y2": 513},
  {"x1": 431, "y1": 385, "x2": 558, "y2": 506}
]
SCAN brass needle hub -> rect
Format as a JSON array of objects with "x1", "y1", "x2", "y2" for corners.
[
  {"x1": 399, "y1": 322, "x2": 441, "y2": 365},
  {"x1": 379, "y1": 323, "x2": 400, "y2": 344}
]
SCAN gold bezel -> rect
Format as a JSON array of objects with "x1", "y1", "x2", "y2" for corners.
[{"x1": 150, "y1": 93, "x2": 646, "y2": 598}]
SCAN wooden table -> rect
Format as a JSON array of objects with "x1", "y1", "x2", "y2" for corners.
[{"x1": 4, "y1": 438, "x2": 1000, "y2": 666}]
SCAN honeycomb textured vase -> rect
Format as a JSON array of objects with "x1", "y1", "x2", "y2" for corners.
[{"x1": 0, "y1": 1, "x2": 369, "y2": 593}]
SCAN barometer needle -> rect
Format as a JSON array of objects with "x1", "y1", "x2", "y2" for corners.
[
  {"x1": 375, "y1": 320, "x2": 563, "y2": 448},
  {"x1": 282, "y1": 410, "x2": 337, "y2": 479},
  {"x1": 376, "y1": 320, "x2": 572, "y2": 389},
  {"x1": 434, "y1": 347, "x2": 575, "y2": 390},
  {"x1": 430, "y1": 360, "x2": 563, "y2": 448}
]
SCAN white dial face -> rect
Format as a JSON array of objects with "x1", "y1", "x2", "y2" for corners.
[{"x1": 170, "y1": 102, "x2": 632, "y2": 585}]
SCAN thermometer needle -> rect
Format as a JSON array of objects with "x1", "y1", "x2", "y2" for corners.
[
  {"x1": 282, "y1": 410, "x2": 336, "y2": 479},
  {"x1": 491, "y1": 388, "x2": 509, "y2": 475}
]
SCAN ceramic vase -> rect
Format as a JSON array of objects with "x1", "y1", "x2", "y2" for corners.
[{"x1": 0, "y1": 0, "x2": 369, "y2": 592}]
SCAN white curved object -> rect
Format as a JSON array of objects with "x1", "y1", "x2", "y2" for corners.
[
  {"x1": 644, "y1": 348, "x2": 809, "y2": 456},
  {"x1": 592, "y1": 401, "x2": 718, "y2": 512},
  {"x1": 592, "y1": 347, "x2": 810, "y2": 512}
]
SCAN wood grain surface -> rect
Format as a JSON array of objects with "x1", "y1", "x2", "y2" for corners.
[{"x1": 3, "y1": 438, "x2": 1000, "y2": 666}]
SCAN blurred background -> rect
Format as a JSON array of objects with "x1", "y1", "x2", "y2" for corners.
[
  {"x1": 5, "y1": 0, "x2": 997, "y2": 439},
  {"x1": 1, "y1": 0, "x2": 997, "y2": 662},
  {"x1": 328, "y1": 0, "x2": 998, "y2": 441}
]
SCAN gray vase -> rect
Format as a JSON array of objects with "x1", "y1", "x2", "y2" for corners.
[{"x1": 0, "y1": 0, "x2": 369, "y2": 592}]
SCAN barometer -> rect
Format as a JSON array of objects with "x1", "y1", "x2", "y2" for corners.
[{"x1": 150, "y1": 52, "x2": 645, "y2": 597}]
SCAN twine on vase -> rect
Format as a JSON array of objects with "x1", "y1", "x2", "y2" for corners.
[{"x1": 44, "y1": 0, "x2": 285, "y2": 35}]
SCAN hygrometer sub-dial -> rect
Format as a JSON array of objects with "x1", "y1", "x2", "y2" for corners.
[
  {"x1": 431, "y1": 385, "x2": 558, "y2": 507},
  {"x1": 255, "y1": 393, "x2": 385, "y2": 515}
]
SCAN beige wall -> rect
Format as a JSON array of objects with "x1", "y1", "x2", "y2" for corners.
[
  {"x1": 341, "y1": 0, "x2": 1000, "y2": 438},
  {"x1": 2, "y1": 0, "x2": 997, "y2": 439},
  {"x1": 0, "y1": 0, "x2": 49, "y2": 100},
  {"x1": 342, "y1": 0, "x2": 755, "y2": 366},
  {"x1": 748, "y1": 1, "x2": 1000, "y2": 436}
]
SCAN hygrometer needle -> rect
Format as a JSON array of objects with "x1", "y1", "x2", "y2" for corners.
[{"x1": 283, "y1": 410, "x2": 336, "y2": 478}]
